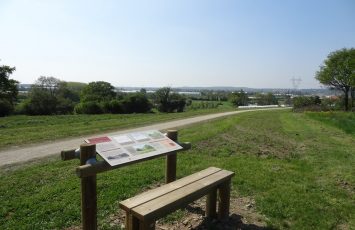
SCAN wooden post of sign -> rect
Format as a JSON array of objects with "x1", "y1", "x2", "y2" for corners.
[
  {"x1": 166, "y1": 130, "x2": 178, "y2": 183},
  {"x1": 80, "y1": 144, "x2": 97, "y2": 230},
  {"x1": 206, "y1": 189, "x2": 217, "y2": 218},
  {"x1": 218, "y1": 179, "x2": 231, "y2": 220}
]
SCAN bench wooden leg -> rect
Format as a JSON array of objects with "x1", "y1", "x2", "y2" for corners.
[
  {"x1": 206, "y1": 189, "x2": 217, "y2": 218},
  {"x1": 139, "y1": 220, "x2": 155, "y2": 230},
  {"x1": 125, "y1": 212, "x2": 139, "y2": 230},
  {"x1": 218, "y1": 179, "x2": 231, "y2": 220}
]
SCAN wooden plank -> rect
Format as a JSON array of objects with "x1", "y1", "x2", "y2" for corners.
[
  {"x1": 120, "y1": 167, "x2": 222, "y2": 211},
  {"x1": 131, "y1": 170, "x2": 234, "y2": 221}
]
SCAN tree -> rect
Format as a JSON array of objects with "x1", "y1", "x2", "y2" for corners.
[
  {"x1": 154, "y1": 87, "x2": 186, "y2": 112},
  {"x1": 315, "y1": 48, "x2": 355, "y2": 111},
  {"x1": 0, "y1": 65, "x2": 18, "y2": 116},
  {"x1": 229, "y1": 90, "x2": 249, "y2": 106},
  {"x1": 81, "y1": 81, "x2": 116, "y2": 103},
  {"x1": 22, "y1": 76, "x2": 79, "y2": 115},
  {"x1": 55, "y1": 82, "x2": 80, "y2": 114},
  {"x1": 168, "y1": 92, "x2": 186, "y2": 112},
  {"x1": 34, "y1": 76, "x2": 61, "y2": 96},
  {"x1": 24, "y1": 87, "x2": 57, "y2": 115},
  {"x1": 121, "y1": 93, "x2": 152, "y2": 113},
  {"x1": 255, "y1": 93, "x2": 278, "y2": 105},
  {"x1": 23, "y1": 76, "x2": 61, "y2": 115},
  {"x1": 154, "y1": 87, "x2": 171, "y2": 112}
]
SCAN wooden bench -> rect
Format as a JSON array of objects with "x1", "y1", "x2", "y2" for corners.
[{"x1": 119, "y1": 167, "x2": 234, "y2": 230}]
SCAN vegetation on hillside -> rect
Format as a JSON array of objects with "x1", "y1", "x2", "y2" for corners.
[{"x1": 1, "y1": 110, "x2": 353, "y2": 229}]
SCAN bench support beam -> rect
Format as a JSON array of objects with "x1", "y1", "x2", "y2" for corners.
[
  {"x1": 218, "y1": 179, "x2": 231, "y2": 220},
  {"x1": 206, "y1": 189, "x2": 217, "y2": 218}
]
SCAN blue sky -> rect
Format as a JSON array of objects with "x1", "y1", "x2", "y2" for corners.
[{"x1": 0, "y1": 0, "x2": 354, "y2": 88}]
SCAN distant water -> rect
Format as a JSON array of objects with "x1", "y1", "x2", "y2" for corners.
[{"x1": 121, "y1": 90, "x2": 200, "y2": 95}]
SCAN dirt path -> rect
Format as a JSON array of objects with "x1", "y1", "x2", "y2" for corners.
[{"x1": 0, "y1": 108, "x2": 285, "y2": 167}]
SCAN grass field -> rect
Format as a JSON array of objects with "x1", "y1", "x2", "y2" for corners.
[
  {"x1": 0, "y1": 103, "x2": 234, "y2": 149},
  {"x1": 0, "y1": 110, "x2": 354, "y2": 229}
]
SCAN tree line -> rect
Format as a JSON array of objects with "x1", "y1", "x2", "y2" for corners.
[
  {"x1": 1, "y1": 64, "x2": 284, "y2": 117},
  {"x1": 0, "y1": 73, "x2": 186, "y2": 116},
  {"x1": 1, "y1": 47, "x2": 354, "y2": 116}
]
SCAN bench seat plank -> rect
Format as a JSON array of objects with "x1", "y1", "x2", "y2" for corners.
[
  {"x1": 120, "y1": 167, "x2": 222, "y2": 211},
  {"x1": 131, "y1": 169, "x2": 234, "y2": 221}
]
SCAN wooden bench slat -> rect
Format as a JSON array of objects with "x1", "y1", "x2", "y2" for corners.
[
  {"x1": 131, "y1": 169, "x2": 234, "y2": 221},
  {"x1": 120, "y1": 167, "x2": 222, "y2": 211}
]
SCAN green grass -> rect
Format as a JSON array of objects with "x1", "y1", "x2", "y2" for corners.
[
  {"x1": 305, "y1": 111, "x2": 355, "y2": 135},
  {"x1": 186, "y1": 100, "x2": 233, "y2": 110},
  {"x1": 0, "y1": 105, "x2": 234, "y2": 149},
  {"x1": 0, "y1": 110, "x2": 354, "y2": 229}
]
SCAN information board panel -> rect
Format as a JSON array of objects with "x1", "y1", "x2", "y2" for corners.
[{"x1": 85, "y1": 130, "x2": 182, "y2": 166}]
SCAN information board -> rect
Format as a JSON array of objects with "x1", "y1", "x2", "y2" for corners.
[{"x1": 85, "y1": 130, "x2": 182, "y2": 166}]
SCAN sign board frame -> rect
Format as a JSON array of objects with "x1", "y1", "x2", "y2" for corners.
[{"x1": 85, "y1": 130, "x2": 182, "y2": 166}]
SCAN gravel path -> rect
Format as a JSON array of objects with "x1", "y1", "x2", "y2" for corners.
[{"x1": 0, "y1": 108, "x2": 284, "y2": 167}]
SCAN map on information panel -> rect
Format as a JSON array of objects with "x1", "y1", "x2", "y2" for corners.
[{"x1": 85, "y1": 130, "x2": 182, "y2": 166}]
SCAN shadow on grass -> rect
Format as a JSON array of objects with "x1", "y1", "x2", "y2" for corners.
[{"x1": 196, "y1": 214, "x2": 271, "y2": 230}]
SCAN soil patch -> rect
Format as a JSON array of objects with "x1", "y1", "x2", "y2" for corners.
[{"x1": 106, "y1": 196, "x2": 268, "y2": 230}]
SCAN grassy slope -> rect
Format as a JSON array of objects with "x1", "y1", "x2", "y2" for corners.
[
  {"x1": 0, "y1": 105, "x2": 234, "y2": 149},
  {"x1": 0, "y1": 110, "x2": 354, "y2": 229},
  {"x1": 305, "y1": 111, "x2": 355, "y2": 135}
]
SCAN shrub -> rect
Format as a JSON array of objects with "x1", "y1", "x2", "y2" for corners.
[
  {"x1": 74, "y1": 101, "x2": 103, "y2": 114},
  {"x1": 121, "y1": 93, "x2": 152, "y2": 113},
  {"x1": 293, "y1": 96, "x2": 323, "y2": 112},
  {"x1": 56, "y1": 97, "x2": 76, "y2": 114},
  {"x1": 109, "y1": 100, "x2": 124, "y2": 114},
  {"x1": 23, "y1": 91, "x2": 57, "y2": 115},
  {"x1": 153, "y1": 87, "x2": 186, "y2": 113},
  {"x1": 0, "y1": 99, "x2": 13, "y2": 117}
]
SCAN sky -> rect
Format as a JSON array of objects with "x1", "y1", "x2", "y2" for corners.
[{"x1": 0, "y1": 0, "x2": 354, "y2": 89}]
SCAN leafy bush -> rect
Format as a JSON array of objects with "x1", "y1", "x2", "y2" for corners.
[
  {"x1": 121, "y1": 93, "x2": 152, "y2": 113},
  {"x1": 255, "y1": 93, "x2": 278, "y2": 105},
  {"x1": 320, "y1": 97, "x2": 343, "y2": 111},
  {"x1": 0, "y1": 99, "x2": 13, "y2": 117},
  {"x1": 56, "y1": 97, "x2": 76, "y2": 114},
  {"x1": 80, "y1": 81, "x2": 116, "y2": 103},
  {"x1": 293, "y1": 96, "x2": 322, "y2": 112},
  {"x1": 109, "y1": 100, "x2": 124, "y2": 114},
  {"x1": 74, "y1": 101, "x2": 103, "y2": 114},
  {"x1": 18, "y1": 78, "x2": 81, "y2": 115},
  {"x1": 74, "y1": 94, "x2": 151, "y2": 114},
  {"x1": 154, "y1": 87, "x2": 186, "y2": 112},
  {"x1": 229, "y1": 90, "x2": 249, "y2": 106},
  {"x1": 22, "y1": 90, "x2": 58, "y2": 115}
]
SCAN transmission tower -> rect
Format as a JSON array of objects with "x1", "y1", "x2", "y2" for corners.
[{"x1": 291, "y1": 77, "x2": 302, "y2": 90}]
